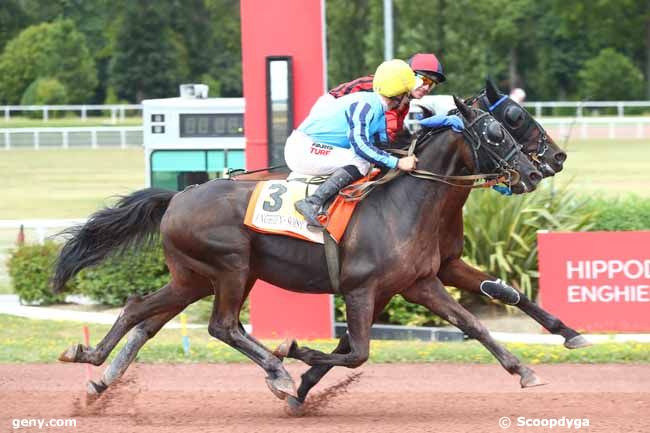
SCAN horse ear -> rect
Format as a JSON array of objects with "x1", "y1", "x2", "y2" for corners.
[
  {"x1": 454, "y1": 95, "x2": 474, "y2": 121},
  {"x1": 485, "y1": 78, "x2": 502, "y2": 103}
]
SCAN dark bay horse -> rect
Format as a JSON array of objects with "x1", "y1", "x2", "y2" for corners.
[
  {"x1": 53, "y1": 98, "x2": 545, "y2": 405},
  {"x1": 283, "y1": 84, "x2": 584, "y2": 410}
]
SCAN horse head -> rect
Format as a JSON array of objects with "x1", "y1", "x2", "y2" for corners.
[
  {"x1": 451, "y1": 96, "x2": 542, "y2": 193},
  {"x1": 477, "y1": 79, "x2": 567, "y2": 177}
]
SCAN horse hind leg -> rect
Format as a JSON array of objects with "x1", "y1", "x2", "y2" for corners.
[
  {"x1": 403, "y1": 277, "x2": 547, "y2": 389},
  {"x1": 59, "y1": 282, "x2": 200, "y2": 366},
  {"x1": 439, "y1": 258, "x2": 589, "y2": 349},
  {"x1": 86, "y1": 309, "x2": 179, "y2": 395}
]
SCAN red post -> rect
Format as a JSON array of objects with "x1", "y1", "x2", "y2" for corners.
[
  {"x1": 83, "y1": 326, "x2": 92, "y2": 382},
  {"x1": 16, "y1": 224, "x2": 25, "y2": 246}
]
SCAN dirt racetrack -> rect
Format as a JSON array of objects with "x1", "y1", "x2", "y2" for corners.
[{"x1": 1, "y1": 363, "x2": 648, "y2": 433}]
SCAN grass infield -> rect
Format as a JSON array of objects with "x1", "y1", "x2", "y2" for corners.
[{"x1": 1, "y1": 314, "x2": 648, "y2": 364}]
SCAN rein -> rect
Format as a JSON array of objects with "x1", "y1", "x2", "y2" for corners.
[{"x1": 340, "y1": 125, "x2": 516, "y2": 202}]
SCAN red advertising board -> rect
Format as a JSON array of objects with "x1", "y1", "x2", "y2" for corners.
[{"x1": 538, "y1": 231, "x2": 650, "y2": 332}]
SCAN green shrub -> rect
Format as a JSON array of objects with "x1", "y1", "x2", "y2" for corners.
[
  {"x1": 462, "y1": 183, "x2": 595, "y2": 300},
  {"x1": 20, "y1": 78, "x2": 67, "y2": 118},
  {"x1": 75, "y1": 243, "x2": 169, "y2": 306},
  {"x1": 8, "y1": 241, "x2": 69, "y2": 305},
  {"x1": 334, "y1": 291, "x2": 458, "y2": 327},
  {"x1": 578, "y1": 49, "x2": 644, "y2": 100},
  {"x1": 183, "y1": 296, "x2": 250, "y2": 324},
  {"x1": 586, "y1": 196, "x2": 650, "y2": 231}
]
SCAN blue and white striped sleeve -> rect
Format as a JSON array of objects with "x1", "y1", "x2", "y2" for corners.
[{"x1": 347, "y1": 102, "x2": 399, "y2": 169}]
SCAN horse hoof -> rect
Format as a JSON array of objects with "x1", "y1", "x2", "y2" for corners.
[
  {"x1": 265, "y1": 375, "x2": 297, "y2": 400},
  {"x1": 86, "y1": 380, "x2": 107, "y2": 395},
  {"x1": 58, "y1": 344, "x2": 84, "y2": 363},
  {"x1": 285, "y1": 396, "x2": 306, "y2": 417},
  {"x1": 520, "y1": 372, "x2": 548, "y2": 388},
  {"x1": 272, "y1": 339, "x2": 296, "y2": 360},
  {"x1": 564, "y1": 335, "x2": 591, "y2": 350}
]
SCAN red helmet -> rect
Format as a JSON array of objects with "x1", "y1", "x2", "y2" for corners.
[{"x1": 408, "y1": 53, "x2": 446, "y2": 83}]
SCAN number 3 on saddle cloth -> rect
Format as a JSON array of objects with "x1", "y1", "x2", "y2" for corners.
[{"x1": 244, "y1": 170, "x2": 380, "y2": 244}]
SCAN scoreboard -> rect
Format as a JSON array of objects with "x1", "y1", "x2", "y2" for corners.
[{"x1": 142, "y1": 84, "x2": 246, "y2": 190}]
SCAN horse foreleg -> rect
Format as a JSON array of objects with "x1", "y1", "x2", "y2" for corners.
[
  {"x1": 286, "y1": 290, "x2": 392, "y2": 411},
  {"x1": 207, "y1": 272, "x2": 298, "y2": 400},
  {"x1": 438, "y1": 257, "x2": 589, "y2": 349},
  {"x1": 402, "y1": 277, "x2": 547, "y2": 388},
  {"x1": 284, "y1": 287, "x2": 375, "y2": 369}
]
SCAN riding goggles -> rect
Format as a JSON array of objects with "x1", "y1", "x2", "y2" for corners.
[{"x1": 416, "y1": 73, "x2": 438, "y2": 90}]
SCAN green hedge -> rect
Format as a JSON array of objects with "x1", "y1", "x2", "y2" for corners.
[
  {"x1": 75, "y1": 243, "x2": 169, "y2": 306},
  {"x1": 8, "y1": 241, "x2": 70, "y2": 304},
  {"x1": 586, "y1": 196, "x2": 650, "y2": 231}
]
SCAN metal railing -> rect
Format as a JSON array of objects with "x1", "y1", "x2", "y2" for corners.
[
  {"x1": 1, "y1": 126, "x2": 143, "y2": 149},
  {"x1": 1, "y1": 104, "x2": 142, "y2": 123}
]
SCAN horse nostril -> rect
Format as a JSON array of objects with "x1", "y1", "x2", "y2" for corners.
[
  {"x1": 529, "y1": 171, "x2": 542, "y2": 185},
  {"x1": 555, "y1": 151, "x2": 567, "y2": 163}
]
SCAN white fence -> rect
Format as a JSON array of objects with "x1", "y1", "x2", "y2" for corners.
[
  {"x1": 524, "y1": 101, "x2": 650, "y2": 118},
  {"x1": 1, "y1": 126, "x2": 143, "y2": 149},
  {"x1": 2, "y1": 101, "x2": 650, "y2": 121},
  {"x1": 538, "y1": 117, "x2": 650, "y2": 141},
  {"x1": 2, "y1": 104, "x2": 142, "y2": 123}
]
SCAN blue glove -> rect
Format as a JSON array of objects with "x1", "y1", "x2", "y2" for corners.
[
  {"x1": 418, "y1": 114, "x2": 464, "y2": 132},
  {"x1": 492, "y1": 185, "x2": 512, "y2": 196}
]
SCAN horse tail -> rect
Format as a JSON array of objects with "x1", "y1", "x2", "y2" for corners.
[{"x1": 52, "y1": 188, "x2": 176, "y2": 293}]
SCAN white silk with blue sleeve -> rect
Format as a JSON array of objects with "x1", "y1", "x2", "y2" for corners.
[{"x1": 298, "y1": 92, "x2": 399, "y2": 169}]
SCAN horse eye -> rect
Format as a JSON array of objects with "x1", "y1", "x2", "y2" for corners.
[
  {"x1": 486, "y1": 121, "x2": 504, "y2": 143},
  {"x1": 504, "y1": 106, "x2": 525, "y2": 128}
]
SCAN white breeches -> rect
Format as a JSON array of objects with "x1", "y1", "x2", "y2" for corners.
[{"x1": 284, "y1": 130, "x2": 371, "y2": 176}]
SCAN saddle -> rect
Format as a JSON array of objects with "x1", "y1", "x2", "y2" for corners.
[{"x1": 244, "y1": 170, "x2": 379, "y2": 244}]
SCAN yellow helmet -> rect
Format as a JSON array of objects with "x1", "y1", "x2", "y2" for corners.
[{"x1": 372, "y1": 59, "x2": 418, "y2": 98}]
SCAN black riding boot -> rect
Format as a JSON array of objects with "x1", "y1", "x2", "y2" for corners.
[{"x1": 295, "y1": 167, "x2": 358, "y2": 229}]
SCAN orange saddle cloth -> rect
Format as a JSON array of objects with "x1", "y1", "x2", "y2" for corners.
[{"x1": 244, "y1": 170, "x2": 379, "y2": 244}]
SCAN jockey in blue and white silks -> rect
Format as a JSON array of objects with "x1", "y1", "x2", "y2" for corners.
[
  {"x1": 285, "y1": 59, "x2": 420, "y2": 229},
  {"x1": 285, "y1": 91, "x2": 398, "y2": 176}
]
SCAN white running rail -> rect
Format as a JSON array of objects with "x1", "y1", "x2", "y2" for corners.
[{"x1": 1, "y1": 126, "x2": 142, "y2": 149}]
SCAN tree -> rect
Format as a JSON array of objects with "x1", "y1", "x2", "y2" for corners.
[
  {"x1": 578, "y1": 48, "x2": 644, "y2": 100},
  {"x1": 108, "y1": 1, "x2": 189, "y2": 102},
  {"x1": 326, "y1": 0, "x2": 375, "y2": 87},
  {"x1": 549, "y1": 0, "x2": 649, "y2": 98},
  {"x1": 168, "y1": 0, "x2": 214, "y2": 80},
  {"x1": 0, "y1": 0, "x2": 29, "y2": 53},
  {"x1": 0, "y1": 19, "x2": 97, "y2": 104},
  {"x1": 204, "y1": 0, "x2": 242, "y2": 96}
]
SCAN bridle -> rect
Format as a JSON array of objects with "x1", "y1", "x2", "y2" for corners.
[
  {"x1": 460, "y1": 109, "x2": 522, "y2": 176},
  {"x1": 470, "y1": 91, "x2": 551, "y2": 161}
]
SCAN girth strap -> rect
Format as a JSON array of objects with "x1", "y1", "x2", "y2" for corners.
[{"x1": 323, "y1": 230, "x2": 341, "y2": 294}]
